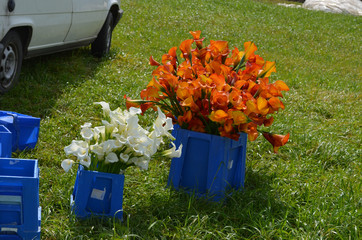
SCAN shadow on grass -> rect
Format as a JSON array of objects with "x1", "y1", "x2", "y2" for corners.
[
  {"x1": 0, "y1": 48, "x2": 102, "y2": 118},
  {"x1": 121, "y1": 167, "x2": 289, "y2": 238}
]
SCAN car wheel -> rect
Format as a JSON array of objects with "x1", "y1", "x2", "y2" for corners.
[
  {"x1": 91, "y1": 12, "x2": 114, "y2": 58},
  {"x1": 0, "y1": 31, "x2": 23, "y2": 94}
]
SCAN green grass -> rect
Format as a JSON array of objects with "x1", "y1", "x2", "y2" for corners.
[{"x1": 1, "y1": 0, "x2": 361, "y2": 239}]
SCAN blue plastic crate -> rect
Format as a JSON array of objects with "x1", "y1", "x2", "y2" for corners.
[
  {"x1": 0, "y1": 126, "x2": 12, "y2": 158},
  {"x1": 0, "y1": 111, "x2": 40, "y2": 152},
  {"x1": 167, "y1": 126, "x2": 247, "y2": 201},
  {"x1": 0, "y1": 158, "x2": 41, "y2": 240},
  {"x1": 71, "y1": 166, "x2": 124, "y2": 220}
]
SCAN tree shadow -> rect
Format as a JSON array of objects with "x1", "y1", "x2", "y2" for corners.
[{"x1": 0, "y1": 48, "x2": 102, "y2": 118}]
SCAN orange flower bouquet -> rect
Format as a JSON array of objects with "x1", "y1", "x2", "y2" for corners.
[{"x1": 126, "y1": 31, "x2": 289, "y2": 152}]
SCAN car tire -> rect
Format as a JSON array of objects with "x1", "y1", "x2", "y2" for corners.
[
  {"x1": 0, "y1": 31, "x2": 23, "y2": 94},
  {"x1": 91, "y1": 12, "x2": 114, "y2": 58}
]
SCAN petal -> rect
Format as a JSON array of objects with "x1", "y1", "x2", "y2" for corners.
[
  {"x1": 105, "y1": 152, "x2": 119, "y2": 163},
  {"x1": 94, "y1": 102, "x2": 111, "y2": 116},
  {"x1": 120, "y1": 153, "x2": 130, "y2": 162},
  {"x1": 149, "y1": 56, "x2": 160, "y2": 66},
  {"x1": 61, "y1": 159, "x2": 74, "y2": 172},
  {"x1": 274, "y1": 80, "x2": 289, "y2": 91},
  {"x1": 80, "y1": 155, "x2": 91, "y2": 168},
  {"x1": 129, "y1": 107, "x2": 142, "y2": 115}
]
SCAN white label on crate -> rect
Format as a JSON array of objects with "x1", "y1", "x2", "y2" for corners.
[
  {"x1": 39, "y1": 206, "x2": 42, "y2": 221},
  {"x1": 1, "y1": 227, "x2": 18, "y2": 233},
  {"x1": 228, "y1": 159, "x2": 234, "y2": 170},
  {"x1": 90, "y1": 187, "x2": 106, "y2": 200},
  {"x1": 9, "y1": 160, "x2": 20, "y2": 165}
]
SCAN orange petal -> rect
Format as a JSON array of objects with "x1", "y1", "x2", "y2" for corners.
[
  {"x1": 168, "y1": 46, "x2": 178, "y2": 58},
  {"x1": 149, "y1": 56, "x2": 160, "y2": 66},
  {"x1": 244, "y1": 41, "x2": 257, "y2": 60},
  {"x1": 257, "y1": 97, "x2": 269, "y2": 115},
  {"x1": 268, "y1": 97, "x2": 282, "y2": 109},
  {"x1": 263, "y1": 116, "x2": 274, "y2": 127},
  {"x1": 262, "y1": 132, "x2": 290, "y2": 153},
  {"x1": 209, "y1": 110, "x2": 228, "y2": 123},
  {"x1": 274, "y1": 80, "x2": 289, "y2": 91},
  {"x1": 246, "y1": 100, "x2": 257, "y2": 114},
  {"x1": 189, "y1": 30, "x2": 201, "y2": 40},
  {"x1": 231, "y1": 110, "x2": 248, "y2": 125},
  {"x1": 259, "y1": 61, "x2": 276, "y2": 78},
  {"x1": 180, "y1": 39, "x2": 194, "y2": 58}
]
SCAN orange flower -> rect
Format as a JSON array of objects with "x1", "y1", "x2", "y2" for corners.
[
  {"x1": 176, "y1": 81, "x2": 191, "y2": 100},
  {"x1": 190, "y1": 30, "x2": 204, "y2": 49},
  {"x1": 262, "y1": 132, "x2": 290, "y2": 153},
  {"x1": 229, "y1": 89, "x2": 244, "y2": 109},
  {"x1": 140, "y1": 86, "x2": 161, "y2": 100},
  {"x1": 124, "y1": 95, "x2": 140, "y2": 109},
  {"x1": 181, "y1": 96, "x2": 200, "y2": 112},
  {"x1": 230, "y1": 110, "x2": 248, "y2": 125},
  {"x1": 257, "y1": 96, "x2": 269, "y2": 115},
  {"x1": 162, "y1": 46, "x2": 178, "y2": 67},
  {"x1": 211, "y1": 90, "x2": 229, "y2": 111},
  {"x1": 209, "y1": 110, "x2": 228, "y2": 123},
  {"x1": 226, "y1": 47, "x2": 243, "y2": 67},
  {"x1": 245, "y1": 100, "x2": 257, "y2": 116},
  {"x1": 178, "y1": 110, "x2": 192, "y2": 126},
  {"x1": 247, "y1": 122, "x2": 258, "y2": 141},
  {"x1": 268, "y1": 97, "x2": 285, "y2": 111},
  {"x1": 209, "y1": 40, "x2": 230, "y2": 60},
  {"x1": 149, "y1": 56, "x2": 160, "y2": 66},
  {"x1": 188, "y1": 118, "x2": 205, "y2": 132},
  {"x1": 179, "y1": 39, "x2": 194, "y2": 60},
  {"x1": 128, "y1": 31, "x2": 290, "y2": 152},
  {"x1": 243, "y1": 41, "x2": 257, "y2": 61},
  {"x1": 258, "y1": 61, "x2": 276, "y2": 78},
  {"x1": 263, "y1": 116, "x2": 274, "y2": 127},
  {"x1": 209, "y1": 74, "x2": 227, "y2": 91}
]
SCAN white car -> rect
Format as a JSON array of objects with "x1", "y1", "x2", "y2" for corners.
[{"x1": 0, "y1": 0, "x2": 123, "y2": 93}]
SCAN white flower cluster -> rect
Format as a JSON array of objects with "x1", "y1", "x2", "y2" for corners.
[{"x1": 61, "y1": 102, "x2": 182, "y2": 174}]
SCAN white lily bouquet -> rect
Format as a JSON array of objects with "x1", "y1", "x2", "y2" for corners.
[{"x1": 61, "y1": 102, "x2": 183, "y2": 174}]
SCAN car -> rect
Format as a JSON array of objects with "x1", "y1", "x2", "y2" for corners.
[{"x1": 0, "y1": 0, "x2": 123, "y2": 94}]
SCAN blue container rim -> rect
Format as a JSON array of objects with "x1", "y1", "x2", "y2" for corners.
[
  {"x1": 173, "y1": 124, "x2": 247, "y2": 142},
  {"x1": 0, "y1": 158, "x2": 39, "y2": 179}
]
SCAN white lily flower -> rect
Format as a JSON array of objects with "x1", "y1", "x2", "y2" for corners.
[
  {"x1": 94, "y1": 101, "x2": 111, "y2": 117},
  {"x1": 90, "y1": 144, "x2": 105, "y2": 160},
  {"x1": 113, "y1": 133, "x2": 127, "y2": 144},
  {"x1": 130, "y1": 156, "x2": 150, "y2": 170},
  {"x1": 129, "y1": 107, "x2": 142, "y2": 115},
  {"x1": 126, "y1": 115, "x2": 140, "y2": 130},
  {"x1": 153, "y1": 107, "x2": 174, "y2": 138},
  {"x1": 120, "y1": 153, "x2": 129, "y2": 162},
  {"x1": 110, "y1": 108, "x2": 127, "y2": 125},
  {"x1": 80, "y1": 155, "x2": 91, "y2": 168},
  {"x1": 105, "y1": 152, "x2": 119, "y2": 163},
  {"x1": 102, "y1": 120, "x2": 116, "y2": 137},
  {"x1": 126, "y1": 136, "x2": 136, "y2": 148},
  {"x1": 162, "y1": 143, "x2": 183, "y2": 158},
  {"x1": 94, "y1": 126, "x2": 106, "y2": 142},
  {"x1": 61, "y1": 159, "x2": 75, "y2": 172},
  {"x1": 80, "y1": 126, "x2": 94, "y2": 142},
  {"x1": 64, "y1": 140, "x2": 88, "y2": 157},
  {"x1": 101, "y1": 139, "x2": 116, "y2": 154},
  {"x1": 132, "y1": 144, "x2": 146, "y2": 157}
]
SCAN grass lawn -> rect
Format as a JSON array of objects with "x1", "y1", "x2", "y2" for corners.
[{"x1": 0, "y1": 0, "x2": 361, "y2": 239}]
